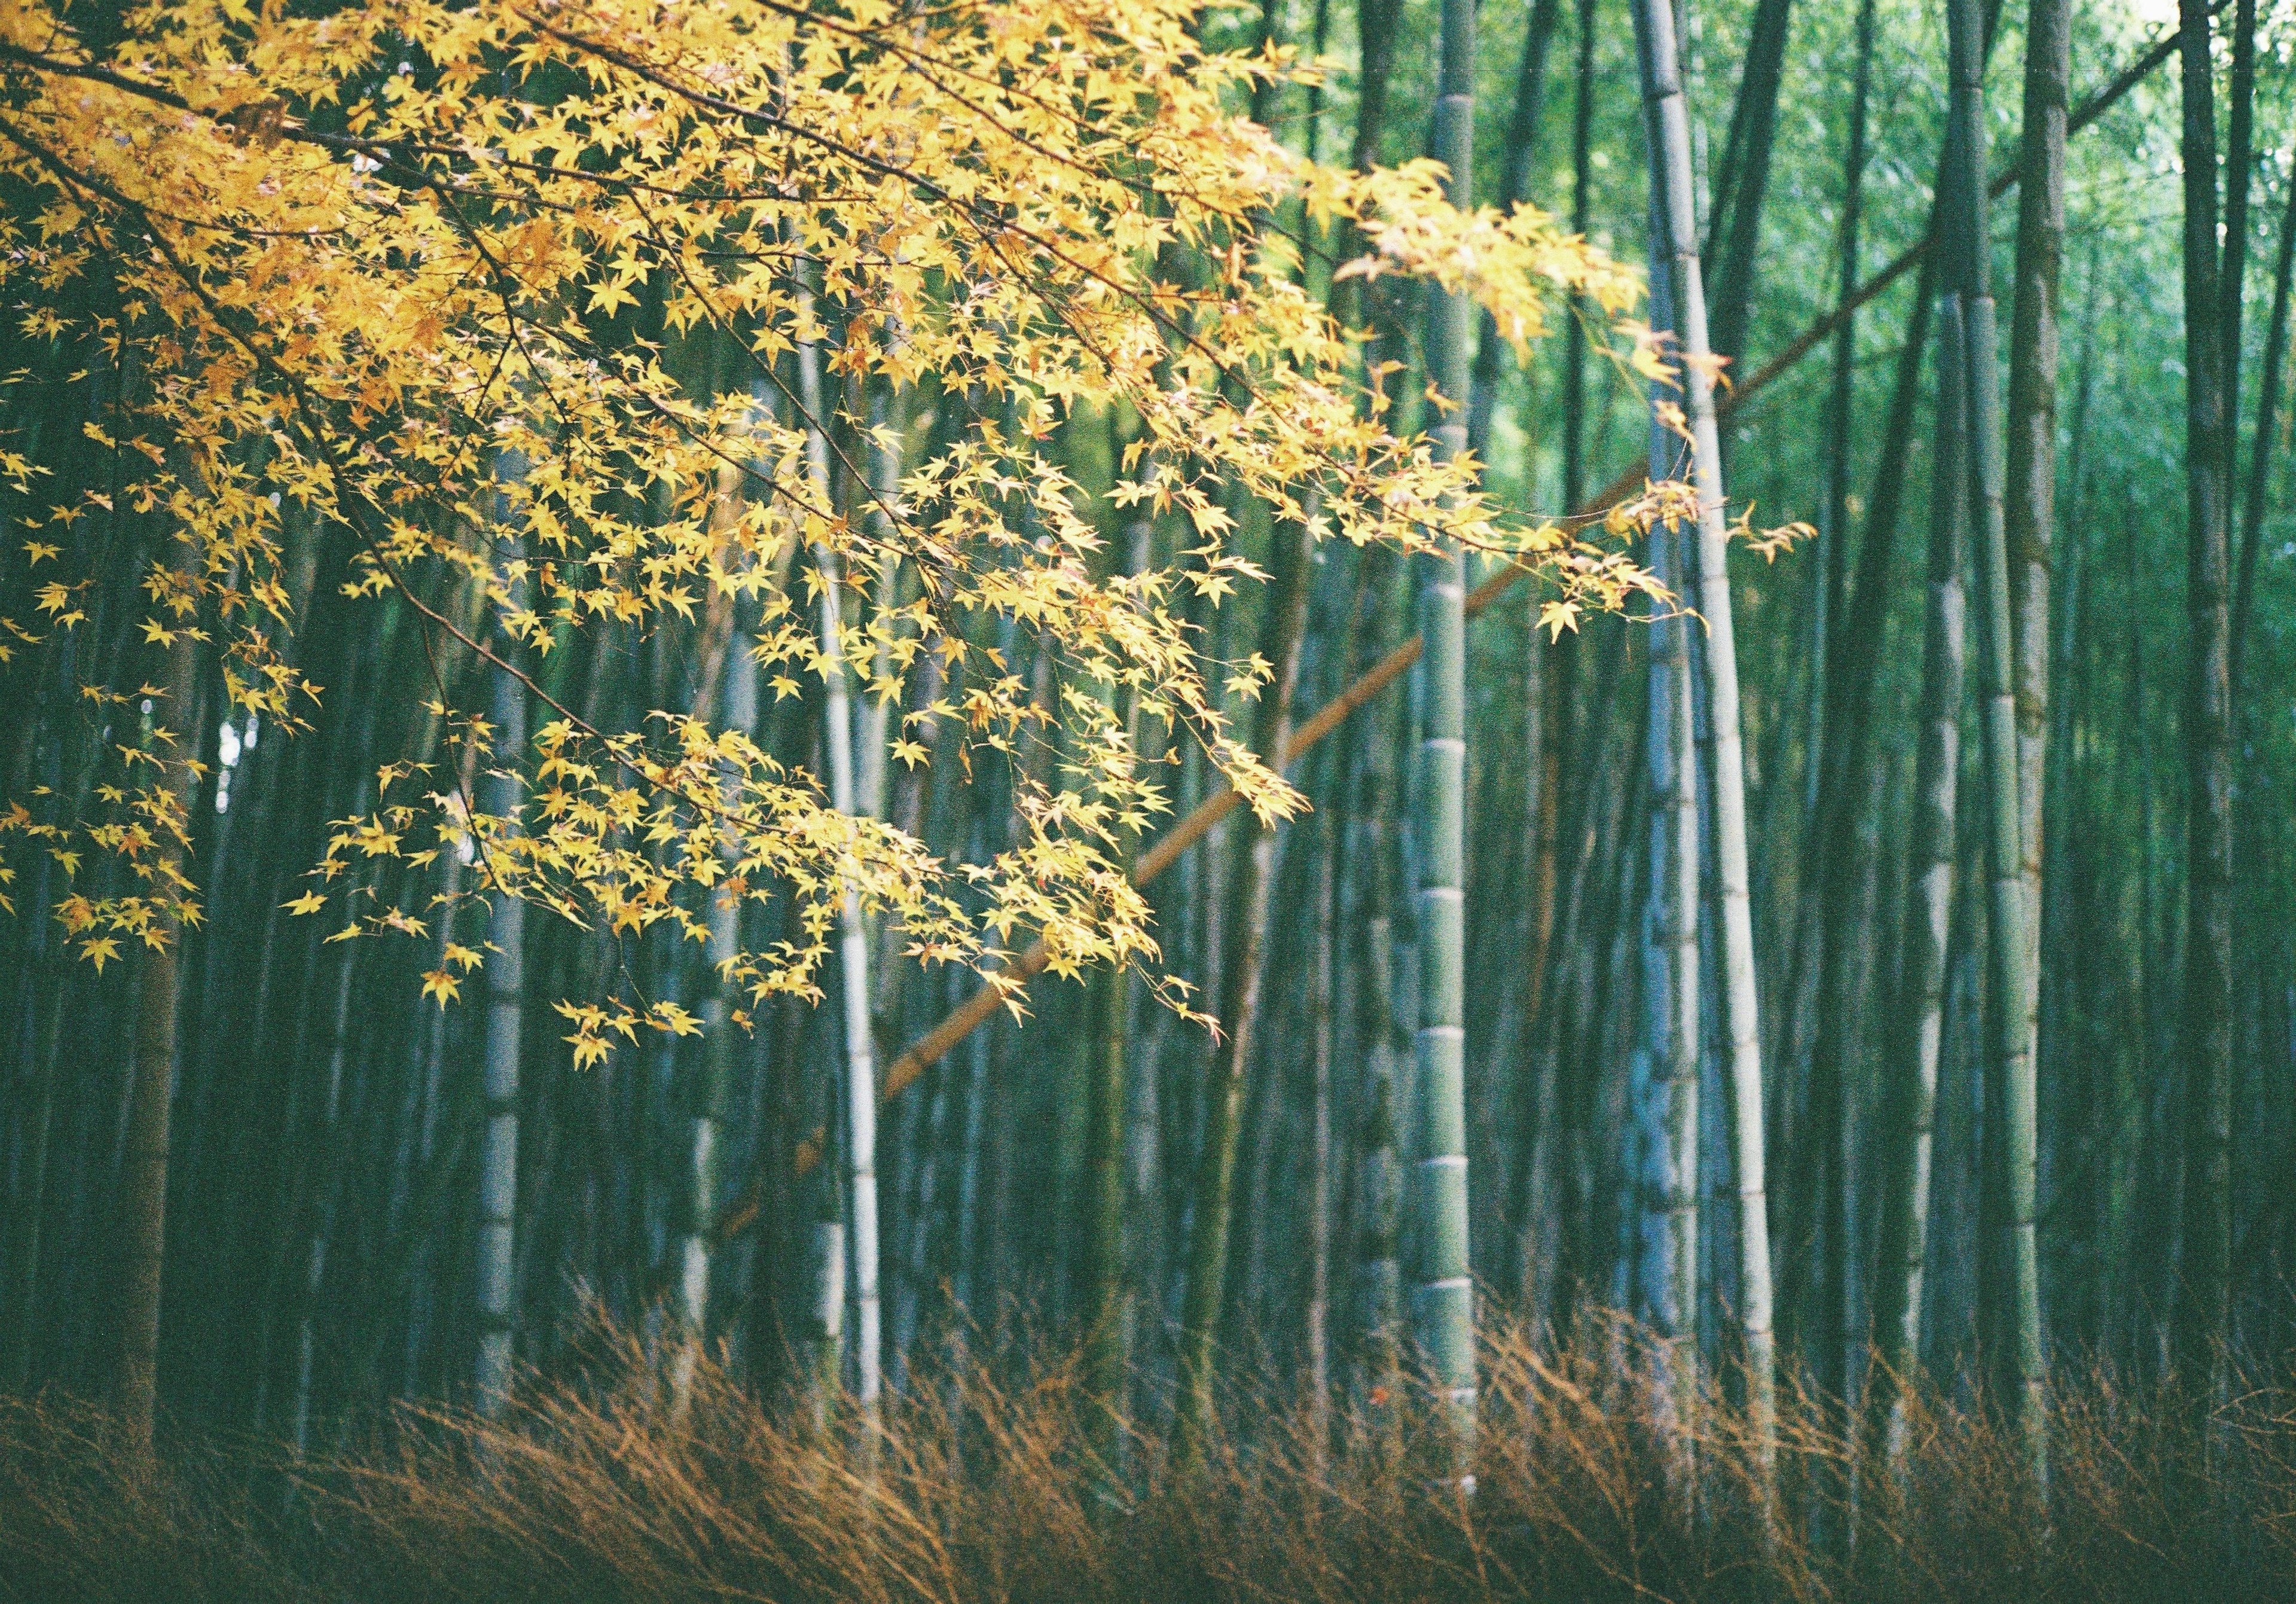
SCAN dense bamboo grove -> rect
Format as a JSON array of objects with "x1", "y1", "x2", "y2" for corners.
[{"x1": 2, "y1": 0, "x2": 2295, "y2": 1593}]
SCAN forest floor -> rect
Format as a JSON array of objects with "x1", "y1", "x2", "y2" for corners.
[{"x1": 1, "y1": 1320, "x2": 2289, "y2": 1604}]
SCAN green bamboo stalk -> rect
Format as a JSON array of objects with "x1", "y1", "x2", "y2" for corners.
[
  {"x1": 1869, "y1": 289, "x2": 1969, "y2": 1479},
  {"x1": 1351, "y1": 614, "x2": 1405, "y2": 1413},
  {"x1": 2231, "y1": 154, "x2": 2296, "y2": 702},
  {"x1": 2004, "y1": 0, "x2": 2071, "y2": 1333},
  {"x1": 1948, "y1": 0, "x2": 2047, "y2": 1487},
  {"x1": 1407, "y1": 0, "x2": 1477, "y2": 1483},
  {"x1": 291, "y1": 873, "x2": 366, "y2": 1457},
  {"x1": 1797, "y1": 0, "x2": 1880, "y2": 1539},
  {"x1": 1634, "y1": 152, "x2": 1699, "y2": 1418},
  {"x1": 1465, "y1": 0, "x2": 1562, "y2": 469},
  {"x1": 1637, "y1": 512, "x2": 1702, "y2": 1446},
  {"x1": 1560, "y1": 0, "x2": 1599, "y2": 513},
  {"x1": 1632, "y1": 0, "x2": 1774, "y2": 1499},
  {"x1": 1082, "y1": 489, "x2": 1152, "y2": 1459},
  {"x1": 472, "y1": 645, "x2": 526, "y2": 1419},
  {"x1": 1306, "y1": 798, "x2": 1337, "y2": 1465},
  {"x1": 671, "y1": 467, "x2": 761, "y2": 1421},
  {"x1": 799, "y1": 298, "x2": 882, "y2": 1425},
  {"x1": 1803, "y1": 0, "x2": 1876, "y2": 833},
  {"x1": 2173, "y1": 0, "x2": 2234, "y2": 1402},
  {"x1": 115, "y1": 528, "x2": 202, "y2": 1454},
  {"x1": 1703, "y1": 0, "x2": 1796, "y2": 371}
]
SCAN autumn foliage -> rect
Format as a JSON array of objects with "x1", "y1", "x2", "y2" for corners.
[{"x1": 0, "y1": 0, "x2": 1672, "y2": 1054}]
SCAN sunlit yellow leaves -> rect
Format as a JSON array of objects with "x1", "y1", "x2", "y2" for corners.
[
  {"x1": 551, "y1": 994, "x2": 699, "y2": 1067},
  {"x1": 585, "y1": 278, "x2": 640, "y2": 319},
  {"x1": 0, "y1": 0, "x2": 1672, "y2": 1044}
]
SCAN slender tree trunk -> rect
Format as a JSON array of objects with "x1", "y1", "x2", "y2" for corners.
[
  {"x1": 1949, "y1": 0, "x2": 2045, "y2": 1483},
  {"x1": 1795, "y1": 0, "x2": 1879, "y2": 1539},
  {"x1": 798, "y1": 333, "x2": 883, "y2": 1423},
  {"x1": 10, "y1": 924, "x2": 68, "y2": 1392},
  {"x1": 2219, "y1": 0, "x2": 2258, "y2": 449},
  {"x1": 473, "y1": 653, "x2": 526, "y2": 1417},
  {"x1": 2004, "y1": 0, "x2": 2070, "y2": 1298},
  {"x1": 1513, "y1": 628, "x2": 1561, "y2": 1234},
  {"x1": 1635, "y1": 191, "x2": 1702, "y2": 1487},
  {"x1": 2175, "y1": 0, "x2": 2234, "y2": 1397},
  {"x1": 1407, "y1": 0, "x2": 1478, "y2": 1478},
  {"x1": 2231, "y1": 154, "x2": 2296, "y2": 704},
  {"x1": 1638, "y1": 512, "x2": 1702, "y2": 1440},
  {"x1": 1803, "y1": 0, "x2": 1877, "y2": 833},
  {"x1": 1466, "y1": 0, "x2": 1562, "y2": 469},
  {"x1": 1306, "y1": 801, "x2": 1336, "y2": 1463},
  {"x1": 1083, "y1": 498, "x2": 1152, "y2": 1454},
  {"x1": 1869, "y1": 292, "x2": 1969, "y2": 1478},
  {"x1": 1634, "y1": 0, "x2": 1775, "y2": 1495},
  {"x1": 291, "y1": 921, "x2": 361, "y2": 1456},
  {"x1": 1703, "y1": 0, "x2": 1795, "y2": 371},
  {"x1": 1352, "y1": 630, "x2": 1405, "y2": 1407},
  {"x1": 1561, "y1": 0, "x2": 1599, "y2": 515},
  {"x1": 673, "y1": 472, "x2": 761, "y2": 1419},
  {"x1": 115, "y1": 535, "x2": 202, "y2": 1453},
  {"x1": 1175, "y1": 513, "x2": 1312, "y2": 1457},
  {"x1": 825, "y1": 651, "x2": 884, "y2": 1423},
  {"x1": 1176, "y1": 505, "x2": 1322, "y2": 1443}
]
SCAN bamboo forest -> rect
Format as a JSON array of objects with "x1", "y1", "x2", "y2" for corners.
[{"x1": 1, "y1": 0, "x2": 2294, "y2": 1598}]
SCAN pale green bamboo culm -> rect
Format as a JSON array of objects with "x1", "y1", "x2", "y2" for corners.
[
  {"x1": 671, "y1": 460, "x2": 762, "y2": 1423},
  {"x1": 473, "y1": 644, "x2": 526, "y2": 1419},
  {"x1": 2002, "y1": 0, "x2": 2073, "y2": 1489},
  {"x1": 1869, "y1": 288, "x2": 1968, "y2": 1480},
  {"x1": 1631, "y1": 0, "x2": 1777, "y2": 1507},
  {"x1": 1410, "y1": 0, "x2": 1477, "y2": 1487},
  {"x1": 1947, "y1": 0, "x2": 2047, "y2": 1490},
  {"x1": 799, "y1": 301, "x2": 883, "y2": 1428}
]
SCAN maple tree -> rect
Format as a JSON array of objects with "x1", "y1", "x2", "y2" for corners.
[{"x1": 0, "y1": 0, "x2": 1666, "y2": 1063}]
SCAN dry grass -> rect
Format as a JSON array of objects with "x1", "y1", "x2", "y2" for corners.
[{"x1": 3, "y1": 1316, "x2": 2292, "y2": 1604}]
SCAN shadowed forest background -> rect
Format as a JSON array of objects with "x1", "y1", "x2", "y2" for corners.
[{"x1": 0, "y1": 0, "x2": 2294, "y2": 1599}]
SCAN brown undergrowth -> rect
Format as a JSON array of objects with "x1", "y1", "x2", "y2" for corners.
[{"x1": 1, "y1": 1315, "x2": 2291, "y2": 1604}]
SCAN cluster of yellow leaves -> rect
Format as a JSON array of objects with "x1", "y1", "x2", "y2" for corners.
[
  {"x1": 6, "y1": 735, "x2": 202, "y2": 972},
  {"x1": 0, "y1": 0, "x2": 1691, "y2": 1051}
]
